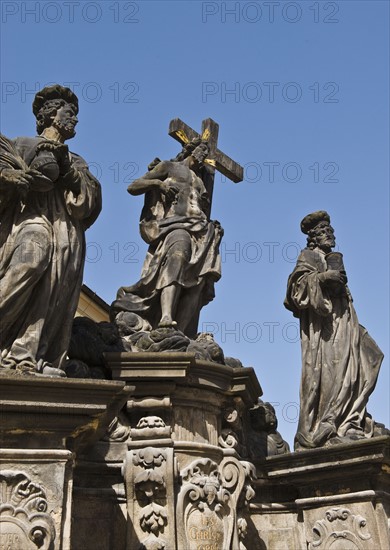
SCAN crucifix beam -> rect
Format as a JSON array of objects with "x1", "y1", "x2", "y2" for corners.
[{"x1": 168, "y1": 118, "x2": 243, "y2": 183}]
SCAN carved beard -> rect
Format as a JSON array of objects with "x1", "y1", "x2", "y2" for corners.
[{"x1": 53, "y1": 118, "x2": 76, "y2": 138}]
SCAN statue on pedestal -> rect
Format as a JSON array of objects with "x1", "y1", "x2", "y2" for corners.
[
  {"x1": 112, "y1": 138, "x2": 223, "y2": 338},
  {"x1": 0, "y1": 85, "x2": 102, "y2": 376},
  {"x1": 284, "y1": 211, "x2": 387, "y2": 450},
  {"x1": 111, "y1": 118, "x2": 243, "y2": 347}
]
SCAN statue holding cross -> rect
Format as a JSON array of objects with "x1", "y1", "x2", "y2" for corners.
[{"x1": 111, "y1": 118, "x2": 243, "y2": 339}]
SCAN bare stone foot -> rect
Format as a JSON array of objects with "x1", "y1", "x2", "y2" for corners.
[
  {"x1": 41, "y1": 365, "x2": 67, "y2": 377},
  {"x1": 158, "y1": 316, "x2": 177, "y2": 328},
  {"x1": 37, "y1": 359, "x2": 67, "y2": 378}
]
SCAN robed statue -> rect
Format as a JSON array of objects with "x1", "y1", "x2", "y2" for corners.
[
  {"x1": 285, "y1": 211, "x2": 387, "y2": 450},
  {"x1": 0, "y1": 85, "x2": 102, "y2": 376}
]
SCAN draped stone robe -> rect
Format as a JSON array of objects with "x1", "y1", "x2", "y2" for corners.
[
  {"x1": 0, "y1": 135, "x2": 102, "y2": 370},
  {"x1": 284, "y1": 247, "x2": 383, "y2": 450}
]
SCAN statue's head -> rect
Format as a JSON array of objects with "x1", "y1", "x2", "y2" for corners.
[
  {"x1": 175, "y1": 137, "x2": 210, "y2": 165},
  {"x1": 192, "y1": 141, "x2": 210, "y2": 164},
  {"x1": 33, "y1": 85, "x2": 79, "y2": 139},
  {"x1": 301, "y1": 210, "x2": 335, "y2": 252},
  {"x1": 250, "y1": 400, "x2": 278, "y2": 433}
]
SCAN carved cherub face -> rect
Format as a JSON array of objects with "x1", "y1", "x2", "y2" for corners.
[{"x1": 51, "y1": 103, "x2": 78, "y2": 140}]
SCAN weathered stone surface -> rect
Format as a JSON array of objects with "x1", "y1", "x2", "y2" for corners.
[
  {"x1": 247, "y1": 401, "x2": 290, "y2": 459},
  {"x1": 0, "y1": 85, "x2": 101, "y2": 377},
  {"x1": 68, "y1": 352, "x2": 266, "y2": 549},
  {"x1": 250, "y1": 436, "x2": 390, "y2": 549},
  {"x1": 0, "y1": 452, "x2": 71, "y2": 550},
  {"x1": 68, "y1": 317, "x2": 239, "y2": 372},
  {"x1": 111, "y1": 119, "x2": 243, "y2": 340},
  {"x1": 65, "y1": 351, "x2": 390, "y2": 549},
  {"x1": 0, "y1": 375, "x2": 131, "y2": 549},
  {"x1": 0, "y1": 373, "x2": 131, "y2": 450},
  {"x1": 285, "y1": 211, "x2": 387, "y2": 450}
]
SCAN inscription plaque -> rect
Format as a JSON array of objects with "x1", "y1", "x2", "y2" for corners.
[
  {"x1": 0, "y1": 525, "x2": 31, "y2": 550},
  {"x1": 187, "y1": 509, "x2": 224, "y2": 550}
]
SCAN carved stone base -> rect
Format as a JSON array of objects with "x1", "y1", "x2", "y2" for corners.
[
  {"x1": 91, "y1": 351, "x2": 263, "y2": 550},
  {"x1": 250, "y1": 436, "x2": 390, "y2": 549},
  {"x1": 0, "y1": 373, "x2": 130, "y2": 550},
  {"x1": 0, "y1": 450, "x2": 72, "y2": 550},
  {"x1": 69, "y1": 354, "x2": 389, "y2": 549}
]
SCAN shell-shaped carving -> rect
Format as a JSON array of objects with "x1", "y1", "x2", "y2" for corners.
[
  {"x1": 139, "y1": 533, "x2": 167, "y2": 550},
  {"x1": 181, "y1": 458, "x2": 220, "y2": 485}
]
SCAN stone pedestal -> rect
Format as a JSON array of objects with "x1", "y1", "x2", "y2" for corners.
[
  {"x1": 100, "y1": 351, "x2": 261, "y2": 550},
  {"x1": 250, "y1": 436, "x2": 390, "y2": 549},
  {"x1": 68, "y1": 353, "x2": 389, "y2": 550},
  {"x1": 0, "y1": 373, "x2": 130, "y2": 550}
]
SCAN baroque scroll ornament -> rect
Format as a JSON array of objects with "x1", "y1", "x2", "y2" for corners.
[
  {"x1": 0, "y1": 471, "x2": 56, "y2": 550},
  {"x1": 309, "y1": 507, "x2": 372, "y2": 549}
]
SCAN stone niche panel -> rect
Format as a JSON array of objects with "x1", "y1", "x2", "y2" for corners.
[
  {"x1": 0, "y1": 456, "x2": 71, "y2": 550},
  {"x1": 250, "y1": 510, "x2": 306, "y2": 550},
  {"x1": 303, "y1": 502, "x2": 385, "y2": 550}
]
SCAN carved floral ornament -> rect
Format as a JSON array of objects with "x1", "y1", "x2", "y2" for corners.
[
  {"x1": 131, "y1": 448, "x2": 169, "y2": 550},
  {"x1": 131, "y1": 416, "x2": 171, "y2": 440},
  {"x1": 137, "y1": 417, "x2": 166, "y2": 430},
  {"x1": 135, "y1": 470, "x2": 165, "y2": 499},
  {"x1": 133, "y1": 447, "x2": 166, "y2": 469},
  {"x1": 309, "y1": 507, "x2": 372, "y2": 549},
  {"x1": 0, "y1": 471, "x2": 55, "y2": 550}
]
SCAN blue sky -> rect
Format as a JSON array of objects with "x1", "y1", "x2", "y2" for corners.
[{"x1": 1, "y1": 0, "x2": 389, "y2": 446}]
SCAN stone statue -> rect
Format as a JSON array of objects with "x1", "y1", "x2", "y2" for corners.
[
  {"x1": 247, "y1": 401, "x2": 290, "y2": 459},
  {"x1": 284, "y1": 211, "x2": 387, "y2": 450},
  {"x1": 111, "y1": 138, "x2": 223, "y2": 338},
  {"x1": 0, "y1": 85, "x2": 102, "y2": 376}
]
